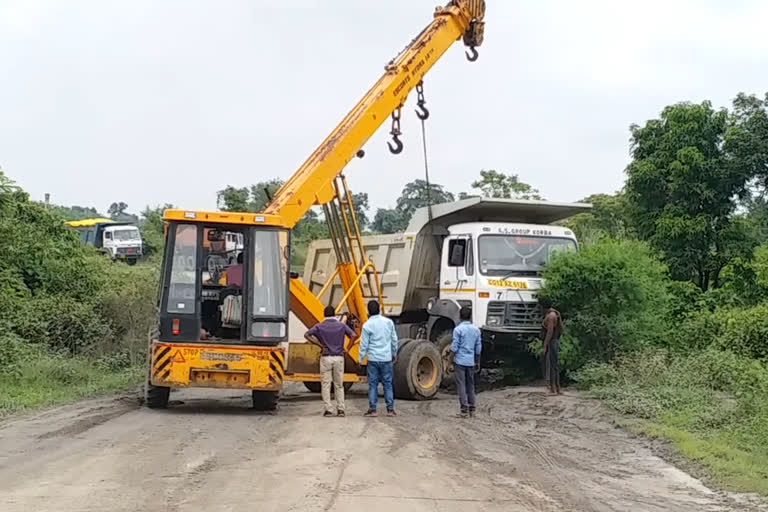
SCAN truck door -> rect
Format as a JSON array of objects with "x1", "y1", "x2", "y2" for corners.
[{"x1": 441, "y1": 235, "x2": 475, "y2": 299}]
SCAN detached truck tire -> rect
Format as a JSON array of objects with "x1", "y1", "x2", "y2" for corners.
[{"x1": 394, "y1": 339, "x2": 442, "y2": 400}]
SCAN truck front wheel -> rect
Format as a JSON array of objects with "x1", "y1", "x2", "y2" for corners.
[{"x1": 394, "y1": 339, "x2": 442, "y2": 400}]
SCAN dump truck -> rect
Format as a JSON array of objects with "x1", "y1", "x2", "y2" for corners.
[
  {"x1": 67, "y1": 217, "x2": 144, "y2": 264},
  {"x1": 145, "y1": 1, "x2": 487, "y2": 410},
  {"x1": 303, "y1": 197, "x2": 591, "y2": 381}
]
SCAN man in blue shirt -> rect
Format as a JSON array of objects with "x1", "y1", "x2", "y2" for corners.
[
  {"x1": 359, "y1": 300, "x2": 399, "y2": 417},
  {"x1": 451, "y1": 306, "x2": 482, "y2": 418}
]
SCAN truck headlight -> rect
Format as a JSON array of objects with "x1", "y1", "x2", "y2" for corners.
[{"x1": 487, "y1": 315, "x2": 503, "y2": 326}]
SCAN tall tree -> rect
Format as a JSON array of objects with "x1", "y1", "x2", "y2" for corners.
[
  {"x1": 139, "y1": 204, "x2": 173, "y2": 256},
  {"x1": 625, "y1": 100, "x2": 753, "y2": 290},
  {"x1": 470, "y1": 170, "x2": 542, "y2": 200},
  {"x1": 351, "y1": 192, "x2": 370, "y2": 231},
  {"x1": 108, "y1": 202, "x2": 129, "y2": 219},
  {"x1": 563, "y1": 193, "x2": 632, "y2": 245},
  {"x1": 395, "y1": 179, "x2": 454, "y2": 220},
  {"x1": 371, "y1": 208, "x2": 407, "y2": 234},
  {"x1": 216, "y1": 186, "x2": 251, "y2": 212}
]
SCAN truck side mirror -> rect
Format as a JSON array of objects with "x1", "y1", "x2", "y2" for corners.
[{"x1": 448, "y1": 239, "x2": 466, "y2": 267}]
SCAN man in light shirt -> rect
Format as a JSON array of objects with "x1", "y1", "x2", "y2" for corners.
[
  {"x1": 359, "y1": 300, "x2": 398, "y2": 417},
  {"x1": 451, "y1": 306, "x2": 482, "y2": 418}
]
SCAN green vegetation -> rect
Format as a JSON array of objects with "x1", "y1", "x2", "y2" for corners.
[
  {"x1": 0, "y1": 172, "x2": 159, "y2": 416},
  {"x1": 544, "y1": 92, "x2": 768, "y2": 495}
]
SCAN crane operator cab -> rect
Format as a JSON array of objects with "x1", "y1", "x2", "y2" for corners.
[
  {"x1": 163, "y1": 222, "x2": 289, "y2": 343},
  {"x1": 146, "y1": 210, "x2": 291, "y2": 410}
]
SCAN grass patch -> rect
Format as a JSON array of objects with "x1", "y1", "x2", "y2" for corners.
[
  {"x1": 0, "y1": 353, "x2": 143, "y2": 418},
  {"x1": 575, "y1": 348, "x2": 768, "y2": 496}
]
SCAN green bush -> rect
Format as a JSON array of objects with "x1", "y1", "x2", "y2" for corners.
[
  {"x1": 674, "y1": 304, "x2": 768, "y2": 360},
  {"x1": 541, "y1": 240, "x2": 672, "y2": 371},
  {"x1": 0, "y1": 331, "x2": 37, "y2": 377}
]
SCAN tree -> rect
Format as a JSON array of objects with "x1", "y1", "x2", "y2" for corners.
[
  {"x1": 563, "y1": 193, "x2": 632, "y2": 245},
  {"x1": 140, "y1": 204, "x2": 173, "y2": 257},
  {"x1": 470, "y1": 169, "x2": 542, "y2": 200},
  {"x1": 249, "y1": 179, "x2": 284, "y2": 212},
  {"x1": 216, "y1": 186, "x2": 251, "y2": 212},
  {"x1": 726, "y1": 93, "x2": 768, "y2": 188},
  {"x1": 396, "y1": 179, "x2": 454, "y2": 220},
  {"x1": 108, "y1": 202, "x2": 129, "y2": 219},
  {"x1": 351, "y1": 192, "x2": 370, "y2": 231},
  {"x1": 47, "y1": 204, "x2": 103, "y2": 221},
  {"x1": 625, "y1": 100, "x2": 754, "y2": 290},
  {"x1": 371, "y1": 208, "x2": 407, "y2": 234}
]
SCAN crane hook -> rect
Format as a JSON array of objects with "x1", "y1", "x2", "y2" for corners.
[
  {"x1": 387, "y1": 134, "x2": 403, "y2": 154},
  {"x1": 465, "y1": 46, "x2": 479, "y2": 62},
  {"x1": 415, "y1": 103, "x2": 430, "y2": 121}
]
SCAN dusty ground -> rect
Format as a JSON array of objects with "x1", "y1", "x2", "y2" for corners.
[{"x1": 0, "y1": 384, "x2": 765, "y2": 512}]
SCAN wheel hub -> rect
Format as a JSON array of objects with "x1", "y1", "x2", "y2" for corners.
[{"x1": 416, "y1": 356, "x2": 438, "y2": 389}]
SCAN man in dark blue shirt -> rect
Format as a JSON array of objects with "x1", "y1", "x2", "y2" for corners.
[
  {"x1": 451, "y1": 306, "x2": 482, "y2": 418},
  {"x1": 305, "y1": 306, "x2": 356, "y2": 417}
]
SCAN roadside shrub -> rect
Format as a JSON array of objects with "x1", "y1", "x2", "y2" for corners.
[
  {"x1": 714, "y1": 304, "x2": 768, "y2": 360},
  {"x1": 14, "y1": 295, "x2": 113, "y2": 354},
  {"x1": 574, "y1": 347, "x2": 768, "y2": 432},
  {"x1": 95, "y1": 261, "x2": 159, "y2": 362},
  {"x1": 674, "y1": 304, "x2": 768, "y2": 360},
  {"x1": 0, "y1": 331, "x2": 38, "y2": 377},
  {"x1": 541, "y1": 240, "x2": 672, "y2": 371}
]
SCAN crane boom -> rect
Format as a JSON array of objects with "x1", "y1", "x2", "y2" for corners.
[
  {"x1": 264, "y1": 0, "x2": 485, "y2": 226},
  {"x1": 267, "y1": 1, "x2": 486, "y2": 348}
]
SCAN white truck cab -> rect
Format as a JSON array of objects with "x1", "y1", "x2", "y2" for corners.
[
  {"x1": 435, "y1": 222, "x2": 577, "y2": 347},
  {"x1": 304, "y1": 197, "x2": 590, "y2": 374},
  {"x1": 103, "y1": 225, "x2": 143, "y2": 262}
]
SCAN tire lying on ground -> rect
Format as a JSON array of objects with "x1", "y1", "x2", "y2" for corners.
[
  {"x1": 393, "y1": 339, "x2": 443, "y2": 400},
  {"x1": 303, "y1": 381, "x2": 353, "y2": 393}
]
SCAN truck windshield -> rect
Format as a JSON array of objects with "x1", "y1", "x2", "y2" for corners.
[
  {"x1": 478, "y1": 235, "x2": 576, "y2": 276},
  {"x1": 112, "y1": 228, "x2": 141, "y2": 241}
]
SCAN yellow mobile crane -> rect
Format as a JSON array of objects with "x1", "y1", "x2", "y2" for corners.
[{"x1": 146, "y1": 0, "x2": 486, "y2": 410}]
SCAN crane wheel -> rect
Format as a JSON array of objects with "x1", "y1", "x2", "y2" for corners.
[
  {"x1": 145, "y1": 382, "x2": 170, "y2": 409},
  {"x1": 394, "y1": 339, "x2": 443, "y2": 400},
  {"x1": 252, "y1": 390, "x2": 279, "y2": 412},
  {"x1": 303, "y1": 381, "x2": 353, "y2": 394}
]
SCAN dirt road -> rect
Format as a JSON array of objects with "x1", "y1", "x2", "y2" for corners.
[{"x1": 0, "y1": 385, "x2": 763, "y2": 512}]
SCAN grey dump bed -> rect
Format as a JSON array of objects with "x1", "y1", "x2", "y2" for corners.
[{"x1": 302, "y1": 198, "x2": 591, "y2": 316}]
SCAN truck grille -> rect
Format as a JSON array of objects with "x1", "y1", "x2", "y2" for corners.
[{"x1": 487, "y1": 301, "x2": 541, "y2": 331}]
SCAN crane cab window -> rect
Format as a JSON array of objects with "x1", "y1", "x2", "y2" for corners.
[{"x1": 160, "y1": 223, "x2": 289, "y2": 343}]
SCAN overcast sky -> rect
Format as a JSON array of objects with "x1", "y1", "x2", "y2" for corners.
[{"x1": 2, "y1": 0, "x2": 767, "y2": 216}]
